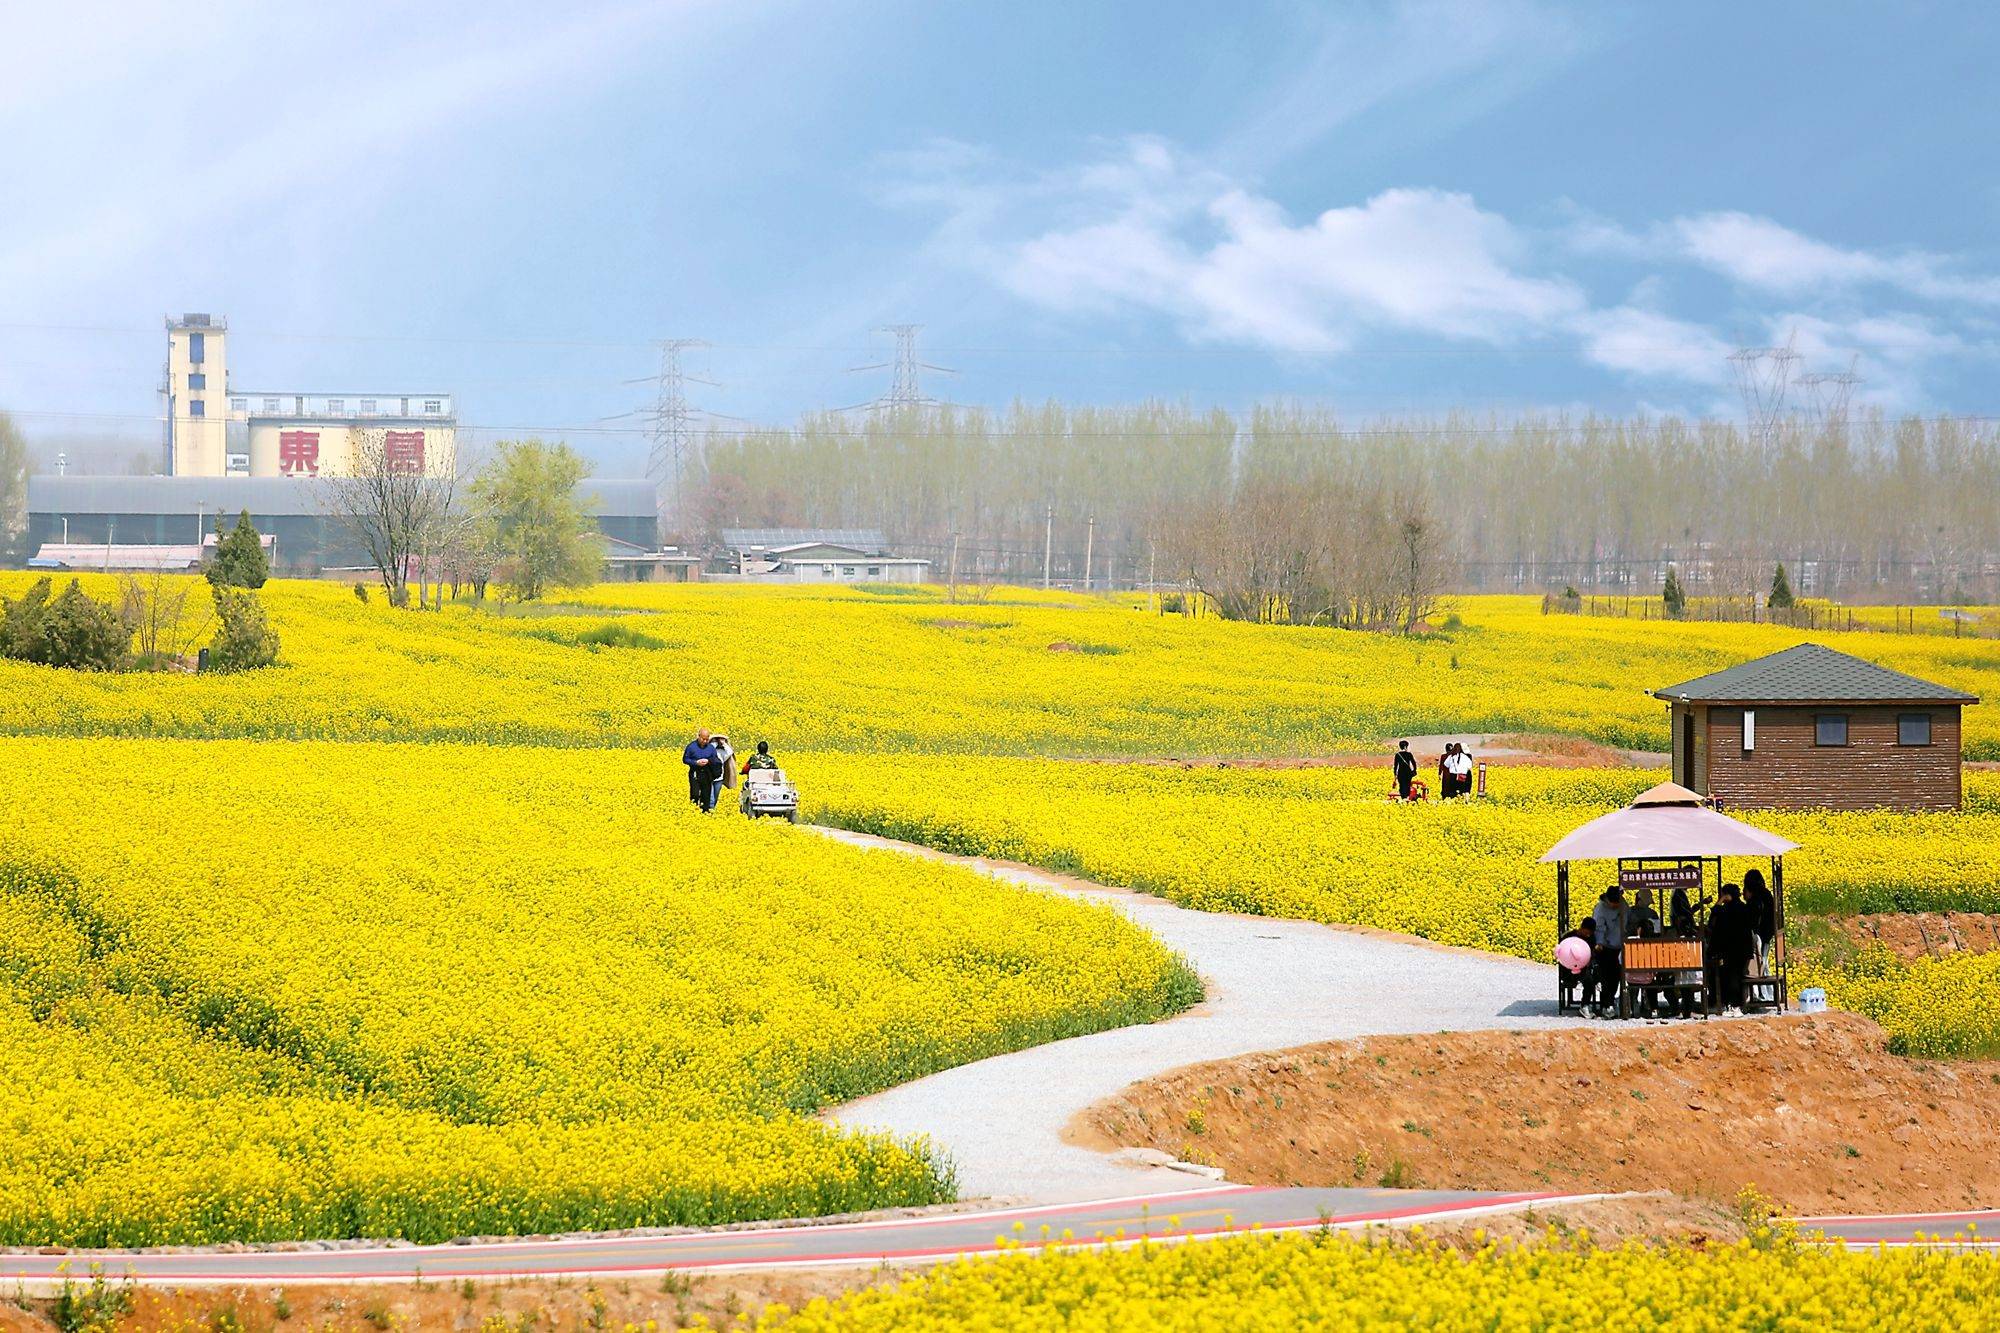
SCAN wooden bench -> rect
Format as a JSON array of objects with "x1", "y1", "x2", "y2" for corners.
[{"x1": 1620, "y1": 937, "x2": 1706, "y2": 1018}]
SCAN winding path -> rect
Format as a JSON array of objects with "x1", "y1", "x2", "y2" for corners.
[{"x1": 813, "y1": 826, "x2": 1569, "y2": 1201}]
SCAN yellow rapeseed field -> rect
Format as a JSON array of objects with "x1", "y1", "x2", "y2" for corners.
[
  {"x1": 0, "y1": 575, "x2": 1993, "y2": 1246},
  {"x1": 2, "y1": 577, "x2": 1995, "y2": 758},
  {"x1": 802, "y1": 758, "x2": 2000, "y2": 1056},
  {"x1": 0, "y1": 738, "x2": 1196, "y2": 1245},
  {"x1": 756, "y1": 1230, "x2": 2000, "y2": 1331}
]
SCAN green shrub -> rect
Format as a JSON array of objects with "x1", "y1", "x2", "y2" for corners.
[
  {"x1": 0, "y1": 577, "x2": 129, "y2": 670},
  {"x1": 208, "y1": 586, "x2": 280, "y2": 673}
]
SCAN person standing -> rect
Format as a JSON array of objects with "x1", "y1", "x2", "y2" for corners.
[
  {"x1": 1445, "y1": 744, "x2": 1474, "y2": 798},
  {"x1": 1393, "y1": 740, "x2": 1418, "y2": 800},
  {"x1": 683, "y1": 727, "x2": 723, "y2": 812},
  {"x1": 1589, "y1": 884, "x2": 1629, "y2": 1017},
  {"x1": 1707, "y1": 883, "x2": 1757, "y2": 1014},
  {"x1": 1744, "y1": 868, "x2": 1777, "y2": 975}
]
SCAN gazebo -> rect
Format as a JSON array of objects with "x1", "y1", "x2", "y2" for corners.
[{"x1": 1541, "y1": 781, "x2": 1799, "y2": 1017}]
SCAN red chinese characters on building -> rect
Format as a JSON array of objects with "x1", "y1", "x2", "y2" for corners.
[
  {"x1": 384, "y1": 430, "x2": 426, "y2": 475},
  {"x1": 278, "y1": 430, "x2": 320, "y2": 475}
]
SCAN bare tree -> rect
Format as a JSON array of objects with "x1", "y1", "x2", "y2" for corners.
[
  {"x1": 118, "y1": 571, "x2": 215, "y2": 668},
  {"x1": 1393, "y1": 489, "x2": 1447, "y2": 632},
  {"x1": 322, "y1": 429, "x2": 456, "y2": 608}
]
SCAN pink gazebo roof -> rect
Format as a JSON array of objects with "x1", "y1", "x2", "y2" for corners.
[{"x1": 1538, "y1": 781, "x2": 1799, "y2": 862}]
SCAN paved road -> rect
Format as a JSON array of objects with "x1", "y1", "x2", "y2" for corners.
[
  {"x1": 814, "y1": 826, "x2": 1572, "y2": 1201},
  {"x1": 1798, "y1": 1209, "x2": 2000, "y2": 1248},
  {"x1": 0, "y1": 1186, "x2": 1600, "y2": 1288}
]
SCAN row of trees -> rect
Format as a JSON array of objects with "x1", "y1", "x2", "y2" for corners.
[
  {"x1": 326, "y1": 435, "x2": 600, "y2": 608},
  {"x1": 688, "y1": 405, "x2": 2000, "y2": 603}
]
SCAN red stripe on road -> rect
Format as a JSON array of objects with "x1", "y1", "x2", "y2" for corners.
[{"x1": 1, "y1": 1192, "x2": 1581, "y2": 1284}]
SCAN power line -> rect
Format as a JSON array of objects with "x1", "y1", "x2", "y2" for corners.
[{"x1": 12, "y1": 406, "x2": 2000, "y2": 441}]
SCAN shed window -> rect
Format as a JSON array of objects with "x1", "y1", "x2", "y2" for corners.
[
  {"x1": 1898, "y1": 713, "x2": 1933, "y2": 747},
  {"x1": 1741, "y1": 708, "x2": 1755, "y2": 752},
  {"x1": 1815, "y1": 714, "x2": 1849, "y2": 747}
]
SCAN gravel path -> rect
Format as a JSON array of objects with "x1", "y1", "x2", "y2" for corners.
[{"x1": 813, "y1": 826, "x2": 1569, "y2": 1204}]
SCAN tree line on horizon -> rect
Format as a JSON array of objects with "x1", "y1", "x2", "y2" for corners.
[{"x1": 687, "y1": 404, "x2": 2000, "y2": 604}]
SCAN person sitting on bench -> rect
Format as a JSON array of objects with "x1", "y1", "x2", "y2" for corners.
[{"x1": 1558, "y1": 917, "x2": 1597, "y2": 1010}]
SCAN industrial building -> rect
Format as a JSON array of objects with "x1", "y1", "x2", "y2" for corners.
[
  {"x1": 718, "y1": 528, "x2": 930, "y2": 583},
  {"x1": 161, "y1": 313, "x2": 456, "y2": 479},
  {"x1": 27, "y1": 475, "x2": 660, "y2": 575}
]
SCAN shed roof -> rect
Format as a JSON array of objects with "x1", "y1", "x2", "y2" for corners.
[
  {"x1": 721, "y1": 527, "x2": 888, "y2": 552},
  {"x1": 1539, "y1": 782, "x2": 1799, "y2": 862},
  {"x1": 1652, "y1": 643, "x2": 1977, "y2": 705}
]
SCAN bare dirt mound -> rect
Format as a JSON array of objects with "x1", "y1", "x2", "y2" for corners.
[
  {"x1": 1825, "y1": 912, "x2": 2000, "y2": 962},
  {"x1": 1076, "y1": 1014, "x2": 2000, "y2": 1214}
]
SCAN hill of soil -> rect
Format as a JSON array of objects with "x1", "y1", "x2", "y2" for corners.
[{"x1": 1075, "y1": 1013, "x2": 2000, "y2": 1214}]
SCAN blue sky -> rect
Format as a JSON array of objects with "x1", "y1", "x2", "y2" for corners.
[{"x1": 4, "y1": 1, "x2": 1998, "y2": 471}]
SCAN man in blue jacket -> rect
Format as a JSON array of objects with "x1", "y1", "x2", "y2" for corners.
[{"x1": 683, "y1": 727, "x2": 723, "y2": 812}]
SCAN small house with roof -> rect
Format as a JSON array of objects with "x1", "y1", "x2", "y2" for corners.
[{"x1": 1652, "y1": 643, "x2": 1979, "y2": 812}]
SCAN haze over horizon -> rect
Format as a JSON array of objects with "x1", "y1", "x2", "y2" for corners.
[{"x1": 5, "y1": 1, "x2": 2000, "y2": 474}]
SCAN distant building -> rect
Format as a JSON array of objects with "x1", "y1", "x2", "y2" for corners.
[
  {"x1": 601, "y1": 534, "x2": 701, "y2": 583},
  {"x1": 717, "y1": 527, "x2": 929, "y2": 583},
  {"x1": 162, "y1": 313, "x2": 456, "y2": 479},
  {"x1": 28, "y1": 530, "x2": 276, "y2": 574},
  {"x1": 1653, "y1": 643, "x2": 1978, "y2": 811},
  {"x1": 26, "y1": 475, "x2": 658, "y2": 575}
]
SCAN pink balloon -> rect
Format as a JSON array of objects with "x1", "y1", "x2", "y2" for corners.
[{"x1": 1556, "y1": 936, "x2": 1592, "y2": 973}]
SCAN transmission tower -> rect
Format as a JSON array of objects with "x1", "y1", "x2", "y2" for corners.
[
  {"x1": 1728, "y1": 330, "x2": 1800, "y2": 450},
  {"x1": 1796, "y1": 354, "x2": 1862, "y2": 436},
  {"x1": 838, "y1": 324, "x2": 957, "y2": 412},
  {"x1": 602, "y1": 338, "x2": 735, "y2": 543}
]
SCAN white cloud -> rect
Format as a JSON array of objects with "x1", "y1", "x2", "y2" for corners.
[
  {"x1": 891, "y1": 136, "x2": 1992, "y2": 406},
  {"x1": 1569, "y1": 208, "x2": 2000, "y2": 307},
  {"x1": 1571, "y1": 306, "x2": 1734, "y2": 386},
  {"x1": 966, "y1": 140, "x2": 1585, "y2": 351}
]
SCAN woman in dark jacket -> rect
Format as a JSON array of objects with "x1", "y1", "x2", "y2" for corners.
[
  {"x1": 1669, "y1": 885, "x2": 1697, "y2": 937},
  {"x1": 1706, "y1": 883, "x2": 1757, "y2": 1013},
  {"x1": 1743, "y1": 868, "x2": 1777, "y2": 974}
]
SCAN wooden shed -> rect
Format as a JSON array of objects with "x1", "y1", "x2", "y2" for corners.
[{"x1": 1652, "y1": 643, "x2": 1978, "y2": 812}]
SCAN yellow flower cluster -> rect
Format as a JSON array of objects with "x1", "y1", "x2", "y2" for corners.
[
  {"x1": 757, "y1": 1230, "x2": 2000, "y2": 1331},
  {"x1": 2, "y1": 577, "x2": 1994, "y2": 758},
  {"x1": 802, "y1": 758, "x2": 2000, "y2": 1054},
  {"x1": 1797, "y1": 948, "x2": 2000, "y2": 1059},
  {"x1": 0, "y1": 738, "x2": 1196, "y2": 1246}
]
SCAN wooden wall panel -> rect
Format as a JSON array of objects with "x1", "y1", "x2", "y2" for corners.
[{"x1": 1703, "y1": 705, "x2": 1962, "y2": 811}]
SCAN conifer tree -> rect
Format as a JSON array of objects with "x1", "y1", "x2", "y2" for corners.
[
  {"x1": 1768, "y1": 562, "x2": 1795, "y2": 609},
  {"x1": 207, "y1": 510, "x2": 270, "y2": 588},
  {"x1": 1662, "y1": 565, "x2": 1687, "y2": 618}
]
